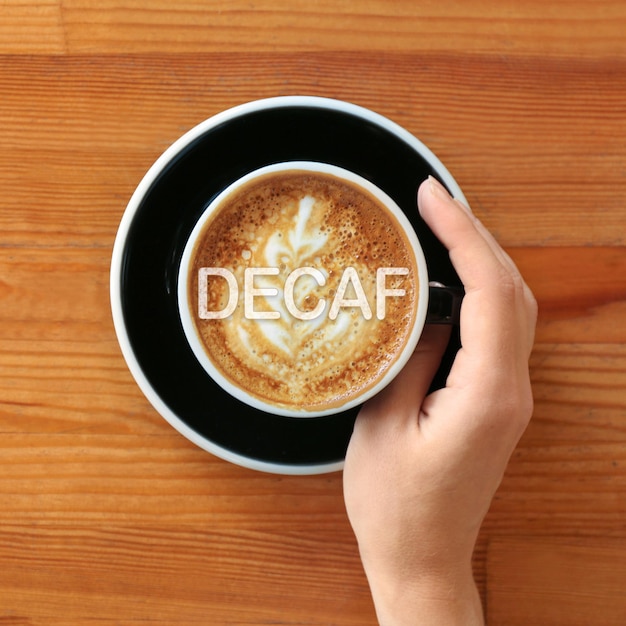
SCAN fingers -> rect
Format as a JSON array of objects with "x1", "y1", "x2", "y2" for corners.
[
  {"x1": 417, "y1": 178, "x2": 537, "y2": 363},
  {"x1": 418, "y1": 177, "x2": 514, "y2": 298},
  {"x1": 415, "y1": 177, "x2": 538, "y2": 447}
]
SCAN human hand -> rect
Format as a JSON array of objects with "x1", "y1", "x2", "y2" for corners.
[{"x1": 343, "y1": 177, "x2": 537, "y2": 625}]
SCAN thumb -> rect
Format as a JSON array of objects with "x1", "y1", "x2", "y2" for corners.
[{"x1": 357, "y1": 324, "x2": 451, "y2": 429}]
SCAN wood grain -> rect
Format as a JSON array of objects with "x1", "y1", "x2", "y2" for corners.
[
  {"x1": 2, "y1": 1, "x2": 626, "y2": 56},
  {"x1": 0, "y1": 523, "x2": 373, "y2": 624},
  {"x1": 1, "y1": 2, "x2": 625, "y2": 624},
  {"x1": 1, "y1": 54, "x2": 625, "y2": 249},
  {"x1": 487, "y1": 538, "x2": 626, "y2": 625}
]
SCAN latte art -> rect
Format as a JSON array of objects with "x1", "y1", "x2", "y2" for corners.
[{"x1": 187, "y1": 169, "x2": 419, "y2": 413}]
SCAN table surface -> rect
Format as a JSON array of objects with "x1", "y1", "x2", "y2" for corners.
[{"x1": 1, "y1": 2, "x2": 626, "y2": 624}]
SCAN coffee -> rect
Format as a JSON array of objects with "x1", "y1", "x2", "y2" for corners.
[{"x1": 183, "y1": 165, "x2": 420, "y2": 414}]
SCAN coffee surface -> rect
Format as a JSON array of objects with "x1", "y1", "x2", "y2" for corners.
[{"x1": 188, "y1": 170, "x2": 418, "y2": 412}]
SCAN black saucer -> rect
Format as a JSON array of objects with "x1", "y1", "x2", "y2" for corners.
[{"x1": 111, "y1": 98, "x2": 463, "y2": 474}]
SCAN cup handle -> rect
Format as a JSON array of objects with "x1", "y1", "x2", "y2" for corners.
[{"x1": 426, "y1": 282, "x2": 464, "y2": 325}]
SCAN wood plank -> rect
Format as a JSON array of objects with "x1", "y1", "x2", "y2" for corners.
[
  {"x1": 0, "y1": 0, "x2": 65, "y2": 54},
  {"x1": 0, "y1": 54, "x2": 625, "y2": 249},
  {"x1": 0, "y1": 432, "x2": 349, "y2": 524},
  {"x1": 510, "y1": 247, "x2": 626, "y2": 343},
  {"x1": 2, "y1": 0, "x2": 625, "y2": 57},
  {"x1": 0, "y1": 522, "x2": 375, "y2": 624},
  {"x1": 0, "y1": 246, "x2": 161, "y2": 436},
  {"x1": 58, "y1": 0, "x2": 626, "y2": 57},
  {"x1": 530, "y1": 343, "x2": 626, "y2": 414},
  {"x1": 487, "y1": 538, "x2": 626, "y2": 625}
]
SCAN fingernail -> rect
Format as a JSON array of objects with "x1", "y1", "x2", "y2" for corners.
[
  {"x1": 428, "y1": 175, "x2": 451, "y2": 200},
  {"x1": 428, "y1": 176, "x2": 474, "y2": 215}
]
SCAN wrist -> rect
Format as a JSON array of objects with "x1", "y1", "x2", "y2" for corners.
[{"x1": 364, "y1": 564, "x2": 484, "y2": 626}]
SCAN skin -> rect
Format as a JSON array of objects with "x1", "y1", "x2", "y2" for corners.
[{"x1": 343, "y1": 177, "x2": 538, "y2": 625}]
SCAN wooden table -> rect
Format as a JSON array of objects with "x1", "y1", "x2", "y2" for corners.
[{"x1": 1, "y1": 2, "x2": 625, "y2": 624}]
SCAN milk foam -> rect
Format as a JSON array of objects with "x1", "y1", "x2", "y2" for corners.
[{"x1": 189, "y1": 170, "x2": 417, "y2": 411}]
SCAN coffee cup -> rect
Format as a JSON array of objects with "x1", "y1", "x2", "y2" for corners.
[{"x1": 177, "y1": 160, "x2": 457, "y2": 418}]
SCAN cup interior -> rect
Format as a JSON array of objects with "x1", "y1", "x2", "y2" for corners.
[{"x1": 177, "y1": 160, "x2": 430, "y2": 418}]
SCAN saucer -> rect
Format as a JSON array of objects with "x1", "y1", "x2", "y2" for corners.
[{"x1": 110, "y1": 96, "x2": 464, "y2": 475}]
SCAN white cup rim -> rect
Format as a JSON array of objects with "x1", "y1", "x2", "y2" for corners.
[{"x1": 177, "y1": 160, "x2": 430, "y2": 418}]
